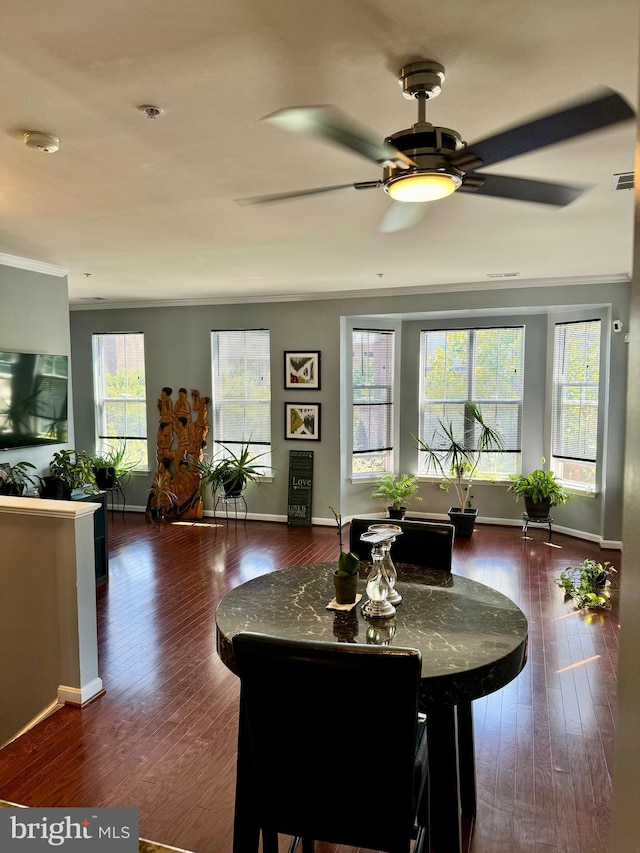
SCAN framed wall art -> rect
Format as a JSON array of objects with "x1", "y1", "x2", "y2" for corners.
[
  {"x1": 284, "y1": 402, "x2": 321, "y2": 441},
  {"x1": 284, "y1": 351, "x2": 321, "y2": 390}
]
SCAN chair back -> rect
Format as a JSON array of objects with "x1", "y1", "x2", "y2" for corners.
[
  {"x1": 349, "y1": 517, "x2": 455, "y2": 571},
  {"x1": 233, "y1": 632, "x2": 424, "y2": 853}
]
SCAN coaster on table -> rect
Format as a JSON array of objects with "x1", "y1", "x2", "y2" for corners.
[{"x1": 326, "y1": 593, "x2": 362, "y2": 612}]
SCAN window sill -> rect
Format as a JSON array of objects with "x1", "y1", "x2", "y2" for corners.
[
  {"x1": 563, "y1": 485, "x2": 597, "y2": 498},
  {"x1": 417, "y1": 475, "x2": 513, "y2": 487}
]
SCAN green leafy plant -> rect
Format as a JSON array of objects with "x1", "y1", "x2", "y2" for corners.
[
  {"x1": 508, "y1": 458, "x2": 568, "y2": 506},
  {"x1": 194, "y1": 440, "x2": 268, "y2": 497},
  {"x1": 414, "y1": 402, "x2": 503, "y2": 511},
  {"x1": 49, "y1": 449, "x2": 98, "y2": 494},
  {"x1": 329, "y1": 506, "x2": 360, "y2": 576},
  {"x1": 556, "y1": 559, "x2": 617, "y2": 609},
  {"x1": 370, "y1": 472, "x2": 422, "y2": 511},
  {"x1": 91, "y1": 440, "x2": 140, "y2": 484},
  {"x1": 0, "y1": 460, "x2": 37, "y2": 494},
  {"x1": 146, "y1": 468, "x2": 178, "y2": 520}
]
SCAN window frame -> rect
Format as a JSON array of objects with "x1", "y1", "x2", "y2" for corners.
[
  {"x1": 417, "y1": 326, "x2": 525, "y2": 480},
  {"x1": 92, "y1": 332, "x2": 148, "y2": 471},
  {"x1": 550, "y1": 318, "x2": 602, "y2": 493},
  {"x1": 210, "y1": 329, "x2": 272, "y2": 474},
  {"x1": 351, "y1": 327, "x2": 396, "y2": 479}
]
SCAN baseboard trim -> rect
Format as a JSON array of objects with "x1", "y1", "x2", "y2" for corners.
[
  {"x1": 58, "y1": 678, "x2": 104, "y2": 707},
  {"x1": 1, "y1": 699, "x2": 61, "y2": 749},
  {"x1": 123, "y1": 505, "x2": 622, "y2": 548}
]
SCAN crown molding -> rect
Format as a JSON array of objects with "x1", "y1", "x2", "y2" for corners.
[
  {"x1": 0, "y1": 252, "x2": 68, "y2": 277},
  {"x1": 69, "y1": 273, "x2": 631, "y2": 311}
]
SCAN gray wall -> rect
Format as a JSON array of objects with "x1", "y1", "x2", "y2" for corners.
[
  {"x1": 70, "y1": 278, "x2": 629, "y2": 542},
  {"x1": 610, "y1": 100, "x2": 640, "y2": 851},
  {"x1": 0, "y1": 262, "x2": 72, "y2": 475}
]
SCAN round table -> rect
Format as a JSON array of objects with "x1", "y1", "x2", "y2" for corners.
[{"x1": 216, "y1": 562, "x2": 528, "y2": 853}]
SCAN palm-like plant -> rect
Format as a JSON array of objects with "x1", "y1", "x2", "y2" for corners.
[
  {"x1": 193, "y1": 440, "x2": 268, "y2": 498},
  {"x1": 371, "y1": 472, "x2": 422, "y2": 511},
  {"x1": 414, "y1": 402, "x2": 503, "y2": 511}
]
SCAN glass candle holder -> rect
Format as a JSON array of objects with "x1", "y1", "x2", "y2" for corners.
[
  {"x1": 367, "y1": 524, "x2": 402, "y2": 605},
  {"x1": 361, "y1": 545, "x2": 396, "y2": 618}
]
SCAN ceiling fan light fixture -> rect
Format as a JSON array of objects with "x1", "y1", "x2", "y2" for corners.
[{"x1": 386, "y1": 171, "x2": 460, "y2": 202}]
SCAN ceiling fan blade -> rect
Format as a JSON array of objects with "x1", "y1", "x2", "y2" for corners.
[
  {"x1": 378, "y1": 201, "x2": 429, "y2": 233},
  {"x1": 452, "y1": 89, "x2": 635, "y2": 170},
  {"x1": 263, "y1": 106, "x2": 417, "y2": 168},
  {"x1": 458, "y1": 173, "x2": 585, "y2": 206},
  {"x1": 235, "y1": 182, "x2": 380, "y2": 206}
]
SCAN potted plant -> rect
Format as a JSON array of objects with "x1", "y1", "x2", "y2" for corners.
[
  {"x1": 370, "y1": 472, "x2": 422, "y2": 520},
  {"x1": 91, "y1": 452, "x2": 117, "y2": 489},
  {"x1": 414, "y1": 402, "x2": 503, "y2": 537},
  {"x1": 0, "y1": 460, "x2": 37, "y2": 495},
  {"x1": 507, "y1": 458, "x2": 568, "y2": 519},
  {"x1": 329, "y1": 507, "x2": 360, "y2": 605},
  {"x1": 555, "y1": 559, "x2": 617, "y2": 609},
  {"x1": 145, "y1": 468, "x2": 178, "y2": 522},
  {"x1": 40, "y1": 449, "x2": 98, "y2": 499},
  {"x1": 91, "y1": 440, "x2": 139, "y2": 489},
  {"x1": 195, "y1": 440, "x2": 268, "y2": 499}
]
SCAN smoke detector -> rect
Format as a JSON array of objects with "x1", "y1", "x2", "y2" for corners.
[
  {"x1": 139, "y1": 105, "x2": 164, "y2": 120},
  {"x1": 24, "y1": 131, "x2": 60, "y2": 153}
]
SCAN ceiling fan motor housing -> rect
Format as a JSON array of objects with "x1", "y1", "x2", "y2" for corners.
[
  {"x1": 383, "y1": 124, "x2": 465, "y2": 193},
  {"x1": 399, "y1": 60, "x2": 446, "y2": 100}
]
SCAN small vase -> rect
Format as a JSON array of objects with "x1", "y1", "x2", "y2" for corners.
[{"x1": 333, "y1": 571, "x2": 359, "y2": 605}]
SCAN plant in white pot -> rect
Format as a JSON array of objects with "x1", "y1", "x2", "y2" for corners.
[
  {"x1": 370, "y1": 472, "x2": 422, "y2": 520},
  {"x1": 414, "y1": 402, "x2": 503, "y2": 537}
]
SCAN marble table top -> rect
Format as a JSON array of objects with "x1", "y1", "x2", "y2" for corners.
[{"x1": 216, "y1": 561, "x2": 528, "y2": 706}]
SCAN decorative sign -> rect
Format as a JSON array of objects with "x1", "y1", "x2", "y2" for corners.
[{"x1": 287, "y1": 450, "x2": 314, "y2": 527}]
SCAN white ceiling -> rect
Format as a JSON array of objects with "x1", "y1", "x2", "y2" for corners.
[{"x1": 0, "y1": 0, "x2": 637, "y2": 307}]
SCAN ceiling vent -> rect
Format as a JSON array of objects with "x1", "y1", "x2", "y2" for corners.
[
  {"x1": 486, "y1": 272, "x2": 520, "y2": 279},
  {"x1": 610, "y1": 172, "x2": 634, "y2": 191}
]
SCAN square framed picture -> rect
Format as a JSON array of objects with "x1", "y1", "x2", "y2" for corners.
[
  {"x1": 285, "y1": 403, "x2": 321, "y2": 441},
  {"x1": 284, "y1": 351, "x2": 321, "y2": 390}
]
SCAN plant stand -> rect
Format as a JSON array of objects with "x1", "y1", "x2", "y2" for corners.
[
  {"x1": 105, "y1": 482, "x2": 126, "y2": 515},
  {"x1": 522, "y1": 512, "x2": 553, "y2": 541},
  {"x1": 214, "y1": 491, "x2": 248, "y2": 524}
]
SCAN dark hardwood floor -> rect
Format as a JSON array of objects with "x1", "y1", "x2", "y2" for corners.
[{"x1": 0, "y1": 514, "x2": 620, "y2": 852}]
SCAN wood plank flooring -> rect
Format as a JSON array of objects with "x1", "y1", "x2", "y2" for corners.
[{"x1": 0, "y1": 515, "x2": 620, "y2": 853}]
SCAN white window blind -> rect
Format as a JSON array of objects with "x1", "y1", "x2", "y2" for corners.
[
  {"x1": 92, "y1": 333, "x2": 148, "y2": 469},
  {"x1": 418, "y1": 327, "x2": 524, "y2": 477},
  {"x1": 211, "y1": 329, "x2": 271, "y2": 466},
  {"x1": 352, "y1": 329, "x2": 394, "y2": 476},
  {"x1": 552, "y1": 319, "x2": 601, "y2": 463}
]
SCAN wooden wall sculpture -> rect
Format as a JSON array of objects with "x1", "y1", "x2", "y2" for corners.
[{"x1": 147, "y1": 387, "x2": 210, "y2": 520}]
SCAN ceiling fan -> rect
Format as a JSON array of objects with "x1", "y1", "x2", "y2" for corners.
[{"x1": 236, "y1": 60, "x2": 635, "y2": 232}]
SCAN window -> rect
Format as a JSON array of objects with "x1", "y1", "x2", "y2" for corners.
[
  {"x1": 418, "y1": 327, "x2": 524, "y2": 478},
  {"x1": 551, "y1": 319, "x2": 601, "y2": 490},
  {"x1": 352, "y1": 329, "x2": 394, "y2": 476},
  {"x1": 211, "y1": 329, "x2": 271, "y2": 471},
  {"x1": 92, "y1": 333, "x2": 148, "y2": 469}
]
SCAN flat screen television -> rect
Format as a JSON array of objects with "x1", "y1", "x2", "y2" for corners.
[{"x1": 0, "y1": 351, "x2": 68, "y2": 449}]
